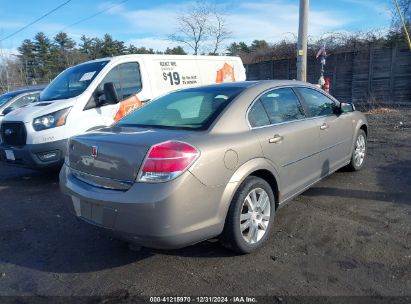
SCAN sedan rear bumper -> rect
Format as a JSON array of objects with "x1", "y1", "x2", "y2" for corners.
[{"x1": 59, "y1": 164, "x2": 226, "y2": 249}]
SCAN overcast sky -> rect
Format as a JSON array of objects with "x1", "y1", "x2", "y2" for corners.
[{"x1": 0, "y1": 0, "x2": 393, "y2": 55}]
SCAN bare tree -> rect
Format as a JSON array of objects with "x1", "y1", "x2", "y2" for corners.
[
  {"x1": 169, "y1": 2, "x2": 209, "y2": 55},
  {"x1": 0, "y1": 55, "x2": 27, "y2": 93},
  {"x1": 209, "y1": 10, "x2": 231, "y2": 55},
  {"x1": 169, "y1": 1, "x2": 231, "y2": 55}
]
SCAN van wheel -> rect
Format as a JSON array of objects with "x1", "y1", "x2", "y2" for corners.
[
  {"x1": 220, "y1": 176, "x2": 275, "y2": 254},
  {"x1": 346, "y1": 129, "x2": 367, "y2": 171}
]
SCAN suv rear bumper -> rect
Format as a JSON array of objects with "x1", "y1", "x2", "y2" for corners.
[{"x1": 0, "y1": 139, "x2": 66, "y2": 169}]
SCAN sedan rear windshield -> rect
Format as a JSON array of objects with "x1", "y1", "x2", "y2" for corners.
[{"x1": 117, "y1": 87, "x2": 245, "y2": 130}]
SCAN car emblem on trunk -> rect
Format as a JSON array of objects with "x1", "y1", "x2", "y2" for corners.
[
  {"x1": 4, "y1": 129, "x2": 14, "y2": 136},
  {"x1": 91, "y1": 146, "x2": 98, "y2": 157}
]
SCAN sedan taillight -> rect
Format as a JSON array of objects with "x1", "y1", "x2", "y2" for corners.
[{"x1": 137, "y1": 141, "x2": 200, "y2": 182}]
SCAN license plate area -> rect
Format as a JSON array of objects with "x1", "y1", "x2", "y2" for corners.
[{"x1": 71, "y1": 196, "x2": 117, "y2": 228}]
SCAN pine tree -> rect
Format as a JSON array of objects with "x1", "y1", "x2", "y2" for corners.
[
  {"x1": 17, "y1": 39, "x2": 36, "y2": 84},
  {"x1": 33, "y1": 32, "x2": 54, "y2": 82},
  {"x1": 127, "y1": 45, "x2": 155, "y2": 54},
  {"x1": 79, "y1": 35, "x2": 93, "y2": 57},
  {"x1": 164, "y1": 46, "x2": 187, "y2": 55},
  {"x1": 226, "y1": 42, "x2": 250, "y2": 56},
  {"x1": 53, "y1": 32, "x2": 76, "y2": 71},
  {"x1": 250, "y1": 40, "x2": 269, "y2": 52},
  {"x1": 101, "y1": 34, "x2": 126, "y2": 57}
]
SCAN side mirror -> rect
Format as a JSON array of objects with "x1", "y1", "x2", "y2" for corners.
[
  {"x1": 103, "y1": 82, "x2": 119, "y2": 104},
  {"x1": 340, "y1": 102, "x2": 354, "y2": 113},
  {"x1": 332, "y1": 103, "x2": 342, "y2": 115},
  {"x1": 93, "y1": 89, "x2": 105, "y2": 107}
]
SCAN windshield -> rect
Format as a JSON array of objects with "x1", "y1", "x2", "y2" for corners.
[
  {"x1": 40, "y1": 60, "x2": 109, "y2": 101},
  {"x1": 117, "y1": 86, "x2": 245, "y2": 130},
  {"x1": 0, "y1": 93, "x2": 16, "y2": 106}
]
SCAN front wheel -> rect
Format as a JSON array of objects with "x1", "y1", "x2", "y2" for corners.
[
  {"x1": 220, "y1": 176, "x2": 275, "y2": 254},
  {"x1": 346, "y1": 129, "x2": 367, "y2": 171}
]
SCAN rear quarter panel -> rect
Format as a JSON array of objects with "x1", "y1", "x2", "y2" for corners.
[
  {"x1": 186, "y1": 132, "x2": 279, "y2": 236},
  {"x1": 187, "y1": 130, "x2": 263, "y2": 187}
]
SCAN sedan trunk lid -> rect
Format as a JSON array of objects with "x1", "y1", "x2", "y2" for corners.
[{"x1": 68, "y1": 126, "x2": 191, "y2": 186}]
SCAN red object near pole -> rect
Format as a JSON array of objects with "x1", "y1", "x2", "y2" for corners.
[{"x1": 324, "y1": 78, "x2": 330, "y2": 93}]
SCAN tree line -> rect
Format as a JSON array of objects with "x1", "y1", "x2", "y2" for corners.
[
  {"x1": 1, "y1": 29, "x2": 406, "y2": 94},
  {"x1": 15, "y1": 32, "x2": 186, "y2": 85},
  {"x1": 0, "y1": 0, "x2": 409, "y2": 93},
  {"x1": 226, "y1": 29, "x2": 409, "y2": 64}
]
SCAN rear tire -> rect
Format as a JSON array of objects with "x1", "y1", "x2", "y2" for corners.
[
  {"x1": 220, "y1": 176, "x2": 275, "y2": 254},
  {"x1": 346, "y1": 129, "x2": 367, "y2": 171}
]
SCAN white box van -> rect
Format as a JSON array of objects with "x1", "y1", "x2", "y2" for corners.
[{"x1": 0, "y1": 55, "x2": 245, "y2": 169}]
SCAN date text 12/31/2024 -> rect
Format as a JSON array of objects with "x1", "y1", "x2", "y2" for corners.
[{"x1": 149, "y1": 296, "x2": 257, "y2": 303}]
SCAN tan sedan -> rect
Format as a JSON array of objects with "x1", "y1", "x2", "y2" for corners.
[{"x1": 60, "y1": 80, "x2": 368, "y2": 253}]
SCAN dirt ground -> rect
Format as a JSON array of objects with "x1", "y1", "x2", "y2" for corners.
[{"x1": 0, "y1": 108, "x2": 410, "y2": 298}]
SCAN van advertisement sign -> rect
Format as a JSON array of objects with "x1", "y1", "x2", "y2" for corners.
[
  {"x1": 159, "y1": 60, "x2": 199, "y2": 87},
  {"x1": 154, "y1": 59, "x2": 236, "y2": 93}
]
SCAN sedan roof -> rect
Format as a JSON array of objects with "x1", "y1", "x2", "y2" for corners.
[
  {"x1": 190, "y1": 80, "x2": 316, "y2": 91},
  {"x1": 0, "y1": 86, "x2": 46, "y2": 98}
]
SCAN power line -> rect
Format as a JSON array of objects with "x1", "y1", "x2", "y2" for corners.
[
  {"x1": 57, "y1": 0, "x2": 129, "y2": 34},
  {"x1": 0, "y1": 0, "x2": 73, "y2": 42}
]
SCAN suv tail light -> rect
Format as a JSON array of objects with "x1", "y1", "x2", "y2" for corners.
[{"x1": 137, "y1": 141, "x2": 200, "y2": 183}]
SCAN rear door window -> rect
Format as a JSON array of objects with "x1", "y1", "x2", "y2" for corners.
[{"x1": 248, "y1": 100, "x2": 271, "y2": 128}]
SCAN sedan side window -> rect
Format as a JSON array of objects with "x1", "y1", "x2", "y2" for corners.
[
  {"x1": 6, "y1": 92, "x2": 39, "y2": 112},
  {"x1": 248, "y1": 100, "x2": 271, "y2": 128},
  {"x1": 298, "y1": 87, "x2": 336, "y2": 117},
  {"x1": 259, "y1": 88, "x2": 305, "y2": 124}
]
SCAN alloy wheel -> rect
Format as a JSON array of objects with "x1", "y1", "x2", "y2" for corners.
[
  {"x1": 240, "y1": 188, "x2": 271, "y2": 244},
  {"x1": 354, "y1": 134, "x2": 366, "y2": 167}
]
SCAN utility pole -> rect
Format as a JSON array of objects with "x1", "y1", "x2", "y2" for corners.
[
  {"x1": 394, "y1": 0, "x2": 411, "y2": 51},
  {"x1": 297, "y1": 0, "x2": 309, "y2": 82}
]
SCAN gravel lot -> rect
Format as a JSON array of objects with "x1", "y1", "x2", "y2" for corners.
[{"x1": 0, "y1": 108, "x2": 410, "y2": 297}]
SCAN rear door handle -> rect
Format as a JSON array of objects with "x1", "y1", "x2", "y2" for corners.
[
  {"x1": 269, "y1": 134, "x2": 284, "y2": 144},
  {"x1": 320, "y1": 123, "x2": 329, "y2": 130}
]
